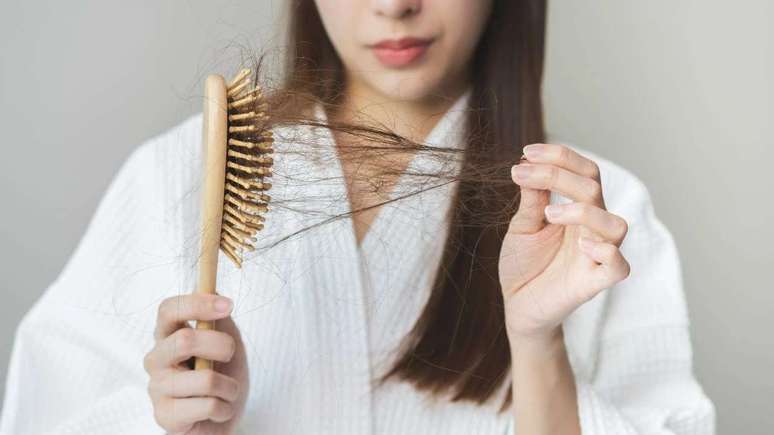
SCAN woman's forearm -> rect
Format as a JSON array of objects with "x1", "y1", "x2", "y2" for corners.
[{"x1": 508, "y1": 326, "x2": 581, "y2": 435}]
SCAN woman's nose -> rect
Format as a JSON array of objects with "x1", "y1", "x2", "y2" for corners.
[{"x1": 371, "y1": 0, "x2": 422, "y2": 19}]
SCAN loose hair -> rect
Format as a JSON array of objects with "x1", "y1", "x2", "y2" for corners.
[{"x1": 247, "y1": 0, "x2": 548, "y2": 410}]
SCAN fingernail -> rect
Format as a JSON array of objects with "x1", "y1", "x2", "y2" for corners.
[
  {"x1": 544, "y1": 204, "x2": 562, "y2": 219},
  {"x1": 523, "y1": 144, "x2": 543, "y2": 158},
  {"x1": 511, "y1": 164, "x2": 533, "y2": 180},
  {"x1": 214, "y1": 297, "x2": 233, "y2": 313}
]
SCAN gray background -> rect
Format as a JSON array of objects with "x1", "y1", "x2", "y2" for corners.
[{"x1": 1, "y1": 1, "x2": 771, "y2": 433}]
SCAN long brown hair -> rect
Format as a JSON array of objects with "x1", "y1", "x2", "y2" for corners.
[{"x1": 256, "y1": 0, "x2": 547, "y2": 410}]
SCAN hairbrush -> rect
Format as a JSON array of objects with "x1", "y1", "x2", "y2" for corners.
[{"x1": 194, "y1": 68, "x2": 274, "y2": 370}]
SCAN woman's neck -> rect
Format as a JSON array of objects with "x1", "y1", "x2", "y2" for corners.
[
  {"x1": 331, "y1": 77, "x2": 469, "y2": 146},
  {"x1": 327, "y1": 76, "x2": 469, "y2": 246}
]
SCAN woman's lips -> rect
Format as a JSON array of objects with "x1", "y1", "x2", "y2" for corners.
[{"x1": 370, "y1": 37, "x2": 433, "y2": 68}]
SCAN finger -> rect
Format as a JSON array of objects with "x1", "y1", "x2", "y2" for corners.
[
  {"x1": 509, "y1": 158, "x2": 550, "y2": 234},
  {"x1": 145, "y1": 328, "x2": 236, "y2": 372},
  {"x1": 522, "y1": 143, "x2": 601, "y2": 181},
  {"x1": 155, "y1": 294, "x2": 233, "y2": 341},
  {"x1": 511, "y1": 163, "x2": 604, "y2": 207},
  {"x1": 544, "y1": 203, "x2": 628, "y2": 246},
  {"x1": 156, "y1": 396, "x2": 235, "y2": 432},
  {"x1": 149, "y1": 369, "x2": 241, "y2": 403},
  {"x1": 578, "y1": 238, "x2": 631, "y2": 290}
]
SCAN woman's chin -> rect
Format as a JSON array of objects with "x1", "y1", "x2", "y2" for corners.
[{"x1": 366, "y1": 74, "x2": 446, "y2": 103}]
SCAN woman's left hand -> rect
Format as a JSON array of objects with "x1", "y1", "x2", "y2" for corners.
[{"x1": 499, "y1": 143, "x2": 631, "y2": 345}]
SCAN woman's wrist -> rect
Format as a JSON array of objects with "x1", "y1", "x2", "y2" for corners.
[
  {"x1": 507, "y1": 325, "x2": 566, "y2": 362},
  {"x1": 508, "y1": 324, "x2": 582, "y2": 435}
]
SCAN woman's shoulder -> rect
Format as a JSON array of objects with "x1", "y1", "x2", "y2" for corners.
[{"x1": 128, "y1": 111, "x2": 204, "y2": 172}]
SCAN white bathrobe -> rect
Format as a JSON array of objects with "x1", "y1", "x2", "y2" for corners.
[{"x1": 0, "y1": 90, "x2": 715, "y2": 434}]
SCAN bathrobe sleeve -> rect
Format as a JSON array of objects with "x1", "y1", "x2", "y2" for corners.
[
  {"x1": 0, "y1": 120, "x2": 195, "y2": 434},
  {"x1": 506, "y1": 157, "x2": 716, "y2": 435}
]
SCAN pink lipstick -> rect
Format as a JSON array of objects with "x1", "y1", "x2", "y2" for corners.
[{"x1": 370, "y1": 37, "x2": 433, "y2": 68}]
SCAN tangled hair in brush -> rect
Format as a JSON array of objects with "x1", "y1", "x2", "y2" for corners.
[{"x1": 222, "y1": 0, "x2": 548, "y2": 411}]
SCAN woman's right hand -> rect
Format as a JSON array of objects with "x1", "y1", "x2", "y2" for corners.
[{"x1": 144, "y1": 293, "x2": 249, "y2": 435}]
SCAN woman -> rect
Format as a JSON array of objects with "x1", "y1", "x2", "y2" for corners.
[{"x1": 0, "y1": 0, "x2": 715, "y2": 434}]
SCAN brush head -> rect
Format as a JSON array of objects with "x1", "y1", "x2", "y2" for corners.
[{"x1": 218, "y1": 68, "x2": 274, "y2": 267}]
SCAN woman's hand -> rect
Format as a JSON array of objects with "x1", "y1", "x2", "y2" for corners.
[
  {"x1": 143, "y1": 294, "x2": 249, "y2": 435},
  {"x1": 499, "y1": 143, "x2": 631, "y2": 345}
]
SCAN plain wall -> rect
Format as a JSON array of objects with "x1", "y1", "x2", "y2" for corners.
[{"x1": 1, "y1": 1, "x2": 771, "y2": 433}]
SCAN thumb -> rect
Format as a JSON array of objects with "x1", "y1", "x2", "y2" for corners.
[{"x1": 509, "y1": 165, "x2": 550, "y2": 234}]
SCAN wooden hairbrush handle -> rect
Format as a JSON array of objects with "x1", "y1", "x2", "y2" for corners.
[
  {"x1": 193, "y1": 69, "x2": 273, "y2": 370},
  {"x1": 195, "y1": 75, "x2": 229, "y2": 371}
]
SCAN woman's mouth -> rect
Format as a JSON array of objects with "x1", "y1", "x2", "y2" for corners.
[{"x1": 369, "y1": 37, "x2": 434, "y2": 68}]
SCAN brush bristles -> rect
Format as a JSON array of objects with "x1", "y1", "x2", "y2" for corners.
[{"x1": 220, "y1": 68, "x2": 273, "y2": 268}]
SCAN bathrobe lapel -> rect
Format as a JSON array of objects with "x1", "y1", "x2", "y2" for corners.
[
  {"x1": 253, "y1": 91, "x2": 475, "y2": 434},
  {"x1": 348, "y1": 92, "x2": 473, "y2": 374}
]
